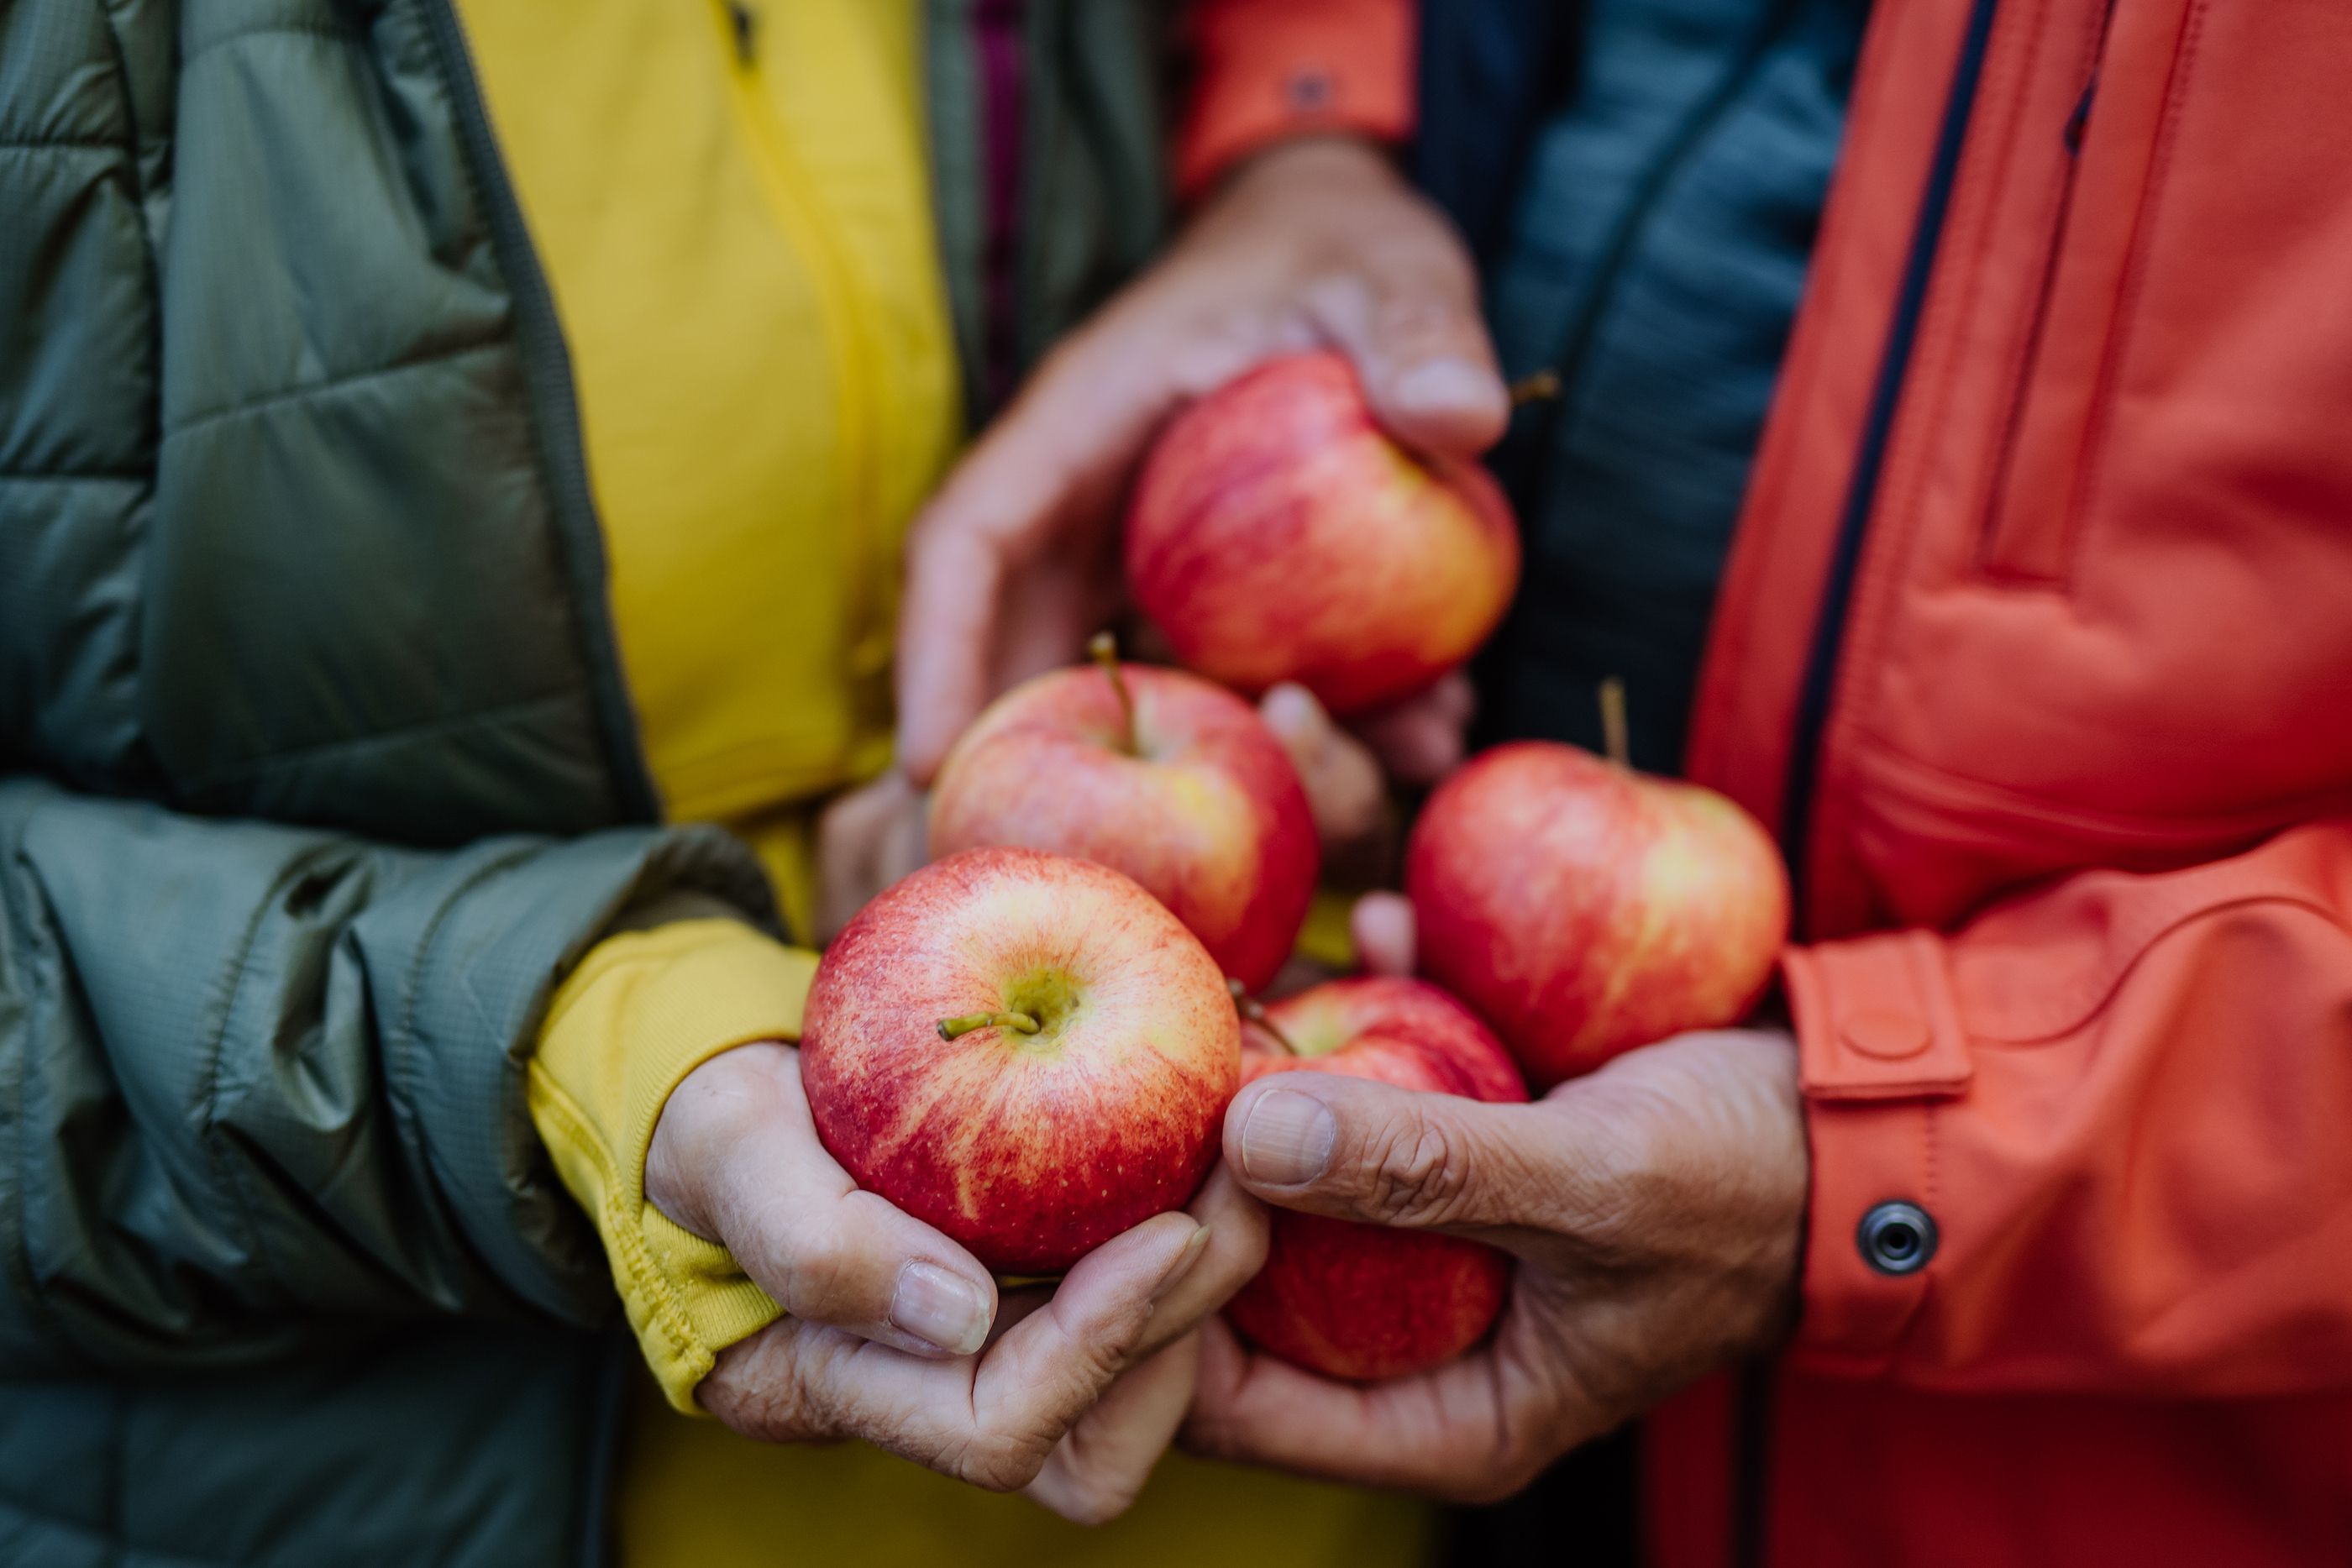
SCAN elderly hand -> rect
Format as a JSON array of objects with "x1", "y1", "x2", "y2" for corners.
[
  {"x1": 1185, "y1": 947, "x2": 1807, "y2": 1501},
  {"x1": 894, "y1": 136, "x2": 1505, "y2": 793},
  {"x1": 647, "y1": 1041, "x2": 1268, "y2": 1522}
]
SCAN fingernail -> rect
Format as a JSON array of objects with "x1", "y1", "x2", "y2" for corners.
[
  {"x1": 1389, "y1": 359, "x2": 1501, "y2": 414},
  {"x1": 890, "y1": 1261, "x2": 991, "y2": 1355},
  {"x1": 1152, "y1": 1224, "x2": 1215, "y2": 1302},
  {"x1": 1260, "y1": 683, "x2": 1317, "y2": 734},
  {"x1": 1240, "y1": 1089, "x2": 1336, "y2": 1186}
]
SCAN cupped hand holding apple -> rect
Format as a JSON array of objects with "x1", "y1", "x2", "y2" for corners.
[
  {"x1": 1185, "y1": 1023, "x2": 1807, "y2": 1502},
  {"x1": 1226, "y1": 977, "x2": 1526, "y2": 1382},
  {"x1": 1126, "y1": 350, "x2": 1520, "y2": 717},
  {"x1": 894, "y1": 136, "x2": 1506, "y2": 795},
  {"x1": 646, "y1": 850, "x2": 1273, "y2": 1520}
]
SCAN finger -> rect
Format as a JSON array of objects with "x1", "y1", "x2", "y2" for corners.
[
  {"x1": 716, "y1": 1209, "x2": 1210, "y2": 1491},
  {"x1": 1299, "y1": 223, "x2": 1508, "y2": 459},
  {"x1": 970, "y1": 1209, "x2": 1208, "y2": 1434},
  {"x1": 1128, "y1": 1165, "x2": 1271, "y2": 1362},
  {"x1": 1346, "y1": 672, "x2": 1476, "y2": 785},
  {"x1": 895, "y1": 504, "x2": 1013, "y2": 788},
  {"x1": 1261, "y1": 683, "x2": 1389, "y2": 852},
  {"x1": 1184, "y1": 1319, "x2": 1538, "y2": 1504},
  {"x1": 1349, "y1": 892, "x2": 1416, "y2": 977},
  {"x1": 702, "y1": 1048, "x2": 1000, "y2": 1357},
  {"x1": 894, "y1": 327, "x2": 1181, "y2": 786},
  {"x1": 1024, "y1": 1334, "x2": 1200, "y2": 1525},
  {"x1": 1220, "y1": 1069, "x2": 1549, "y2": 1236}
]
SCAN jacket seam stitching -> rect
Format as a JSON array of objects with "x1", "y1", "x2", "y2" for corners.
[
  {"x1": 173, "y1": 688, "x2": 584, "y2": 794},
  {"x1": 2061, "y1": 0, "x2": 2208, "y2": 583},
  {"x1": 0, "y1": 469, "x2": 148, "y2": 482},
  {"x1": 160, "y1": 337, "x2": 509, "y2": 443},
  {"x1": 180, "y1": 20, "x2": 353, "y2": 69},
  {"x1": 1841, "y1": 728, "x2": 2352, "y2": 843},
  {"x1": 1971, "y1": 889, "x2": 2347, "y2": 1045},
  {"x1": 0, "y1": 840, "x2": 59, "y2": 1361},
  {"x1": 394, "y1": 842, "x2": 555, "y2": 1303},
  {"x1": 194, "y1": 859, "x2": 304, "y2": 1303}
]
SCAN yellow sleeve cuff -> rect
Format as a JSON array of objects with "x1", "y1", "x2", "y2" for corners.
[{"x1": 528, "y1": 917, "x2": 817, "y2": 1413}]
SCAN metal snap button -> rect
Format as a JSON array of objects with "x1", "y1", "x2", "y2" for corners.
[{"x1": 1857, "y1": 1200, "x2": 1937, "y2": 1276}]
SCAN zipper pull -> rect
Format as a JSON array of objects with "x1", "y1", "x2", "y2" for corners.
[
  {"x1": 2064, "y1": 68, "x2": 2098, "y2": 153},
  {"x1": 727, "y1": 0, "x2": 758, "y2": 66}
]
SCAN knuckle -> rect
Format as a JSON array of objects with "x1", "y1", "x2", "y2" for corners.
[
  {"x1": 707, "y1": 1329, "x2": 823, "y2": 1445},
  {"x1": 958, "y1": 1434, "x2": 1049, "y2": 1493},
  {"x1": 1362, "y1": 1113, "x2": 1472, "y2": 1227},
  {"x1": 779, "y1": 1230, "x2": 862, "y2": 1320}
]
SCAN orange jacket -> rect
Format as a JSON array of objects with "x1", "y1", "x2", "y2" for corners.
[{"x1": 1651, "y1": 0, "x2": 2352, "y2": 1563}]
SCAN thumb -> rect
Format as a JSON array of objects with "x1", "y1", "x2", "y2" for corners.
[
  {"x1": 1221, "y1": 1071, "x2": 1542, "y2": 1235},
  {"x1": 1302, "y1": 228, "x2": 1508, "y2": 459}
]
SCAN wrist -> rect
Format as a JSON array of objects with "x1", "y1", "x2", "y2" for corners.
[{"x1": 1217, "y1": 133, "x2": 1396, "y2": 196}]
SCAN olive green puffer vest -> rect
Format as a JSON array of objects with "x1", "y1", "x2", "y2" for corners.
[{"x1": 0, "y1": 3, "x2": 1168, "y2": 1562}]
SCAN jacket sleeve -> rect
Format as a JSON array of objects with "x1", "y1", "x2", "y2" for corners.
[
  {"x1": 1175, "y1": 0, "x2": 1416, "y2": 198},
  {"x1": 0, "y1": 773, "x2": 775, "y2": 1376},
  {"x1": 1785, "y1": 820, "x2": 2352, "y2": 1396},
  {"x1": 529, "y1": 917, "x2": 816, "y2": 1413}
]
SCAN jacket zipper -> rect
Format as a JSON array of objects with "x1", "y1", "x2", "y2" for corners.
[
  {"x1": 1779, "y1": 0, "x2": 2006, "y2": 905},
  {"x1": 1976, "y1": 0, "x2": 2120, "y2": 577},
  {"x1": 1757, "y1": 0, "x2": 2004, "y2": 1550},
  {"x1": 419, "y1": 0, "x2": 663, "y2": 826},
  {"x1": 709, "y1": 0, "x2": 887, "y2": 692}
]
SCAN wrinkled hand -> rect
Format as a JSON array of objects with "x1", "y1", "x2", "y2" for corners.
[
  {"x1": 648, "y1": 1041, "x2": 1268, "y2": 1521},
  {"x1": 895, "y1": 136, "x2": 1507, "y2": 789},
  {"x1": 1185, "y1": 1013, "x2": 1807, "y2": 1502}
]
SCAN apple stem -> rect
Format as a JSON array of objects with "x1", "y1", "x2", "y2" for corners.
[
  {"x1": 1599, "y1": 677, "x2": 1631, "y2": 770},
  {"x1": 937, "y1": 1010, "x2": 1041, "y2": 1041},
  {"x1": 1509, "y1": 369, "x2": 1562, "y2": 406},
  {"x1": 1228, "y1": 978, "x2": 1299, "y2": 1056},
  {"x1": 1089, "y1": 630, "x2": 1137, "y2": 754}
]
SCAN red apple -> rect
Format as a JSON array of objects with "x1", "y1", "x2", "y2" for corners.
[
  {"x1": 928, "y1": 649, "x2": 1317, "y2": 994},
  {"x1": 801, "y1": 847, "x2": 1241, "y2": 1274},
  {"x1": 1226, "y1": 976, "x2": 1527, "y2": 1382},
  {"x1": 1125, "y1": 351, "x2": 1520, "y2": 716},
  {"x1": 1406, "y1": 742, "x2": 1790, "y2": 1089}
]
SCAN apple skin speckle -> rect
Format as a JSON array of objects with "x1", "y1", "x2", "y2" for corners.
[{"x1": 801, "y1": 847, "x2": 1241, "y2": 1275}]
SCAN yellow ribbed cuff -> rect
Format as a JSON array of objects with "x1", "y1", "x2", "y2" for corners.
[{"x1": 528, "y1": 918, "x2": 819, "y2": 1413}]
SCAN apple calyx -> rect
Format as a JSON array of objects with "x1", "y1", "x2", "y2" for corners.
[
  {"x1": 937, "y1": 1010, "x2": 1042, "y2": 1041},
  {"x1": 1598, "y1": 676, "x2": 1631, "y2": 769},
  {"x1": 1088, "y1": 630, "x2": 1138, "y2": 755},
  {"x1": 1228, "y1": 978, "x2": 1299, "y2": 1056}
]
